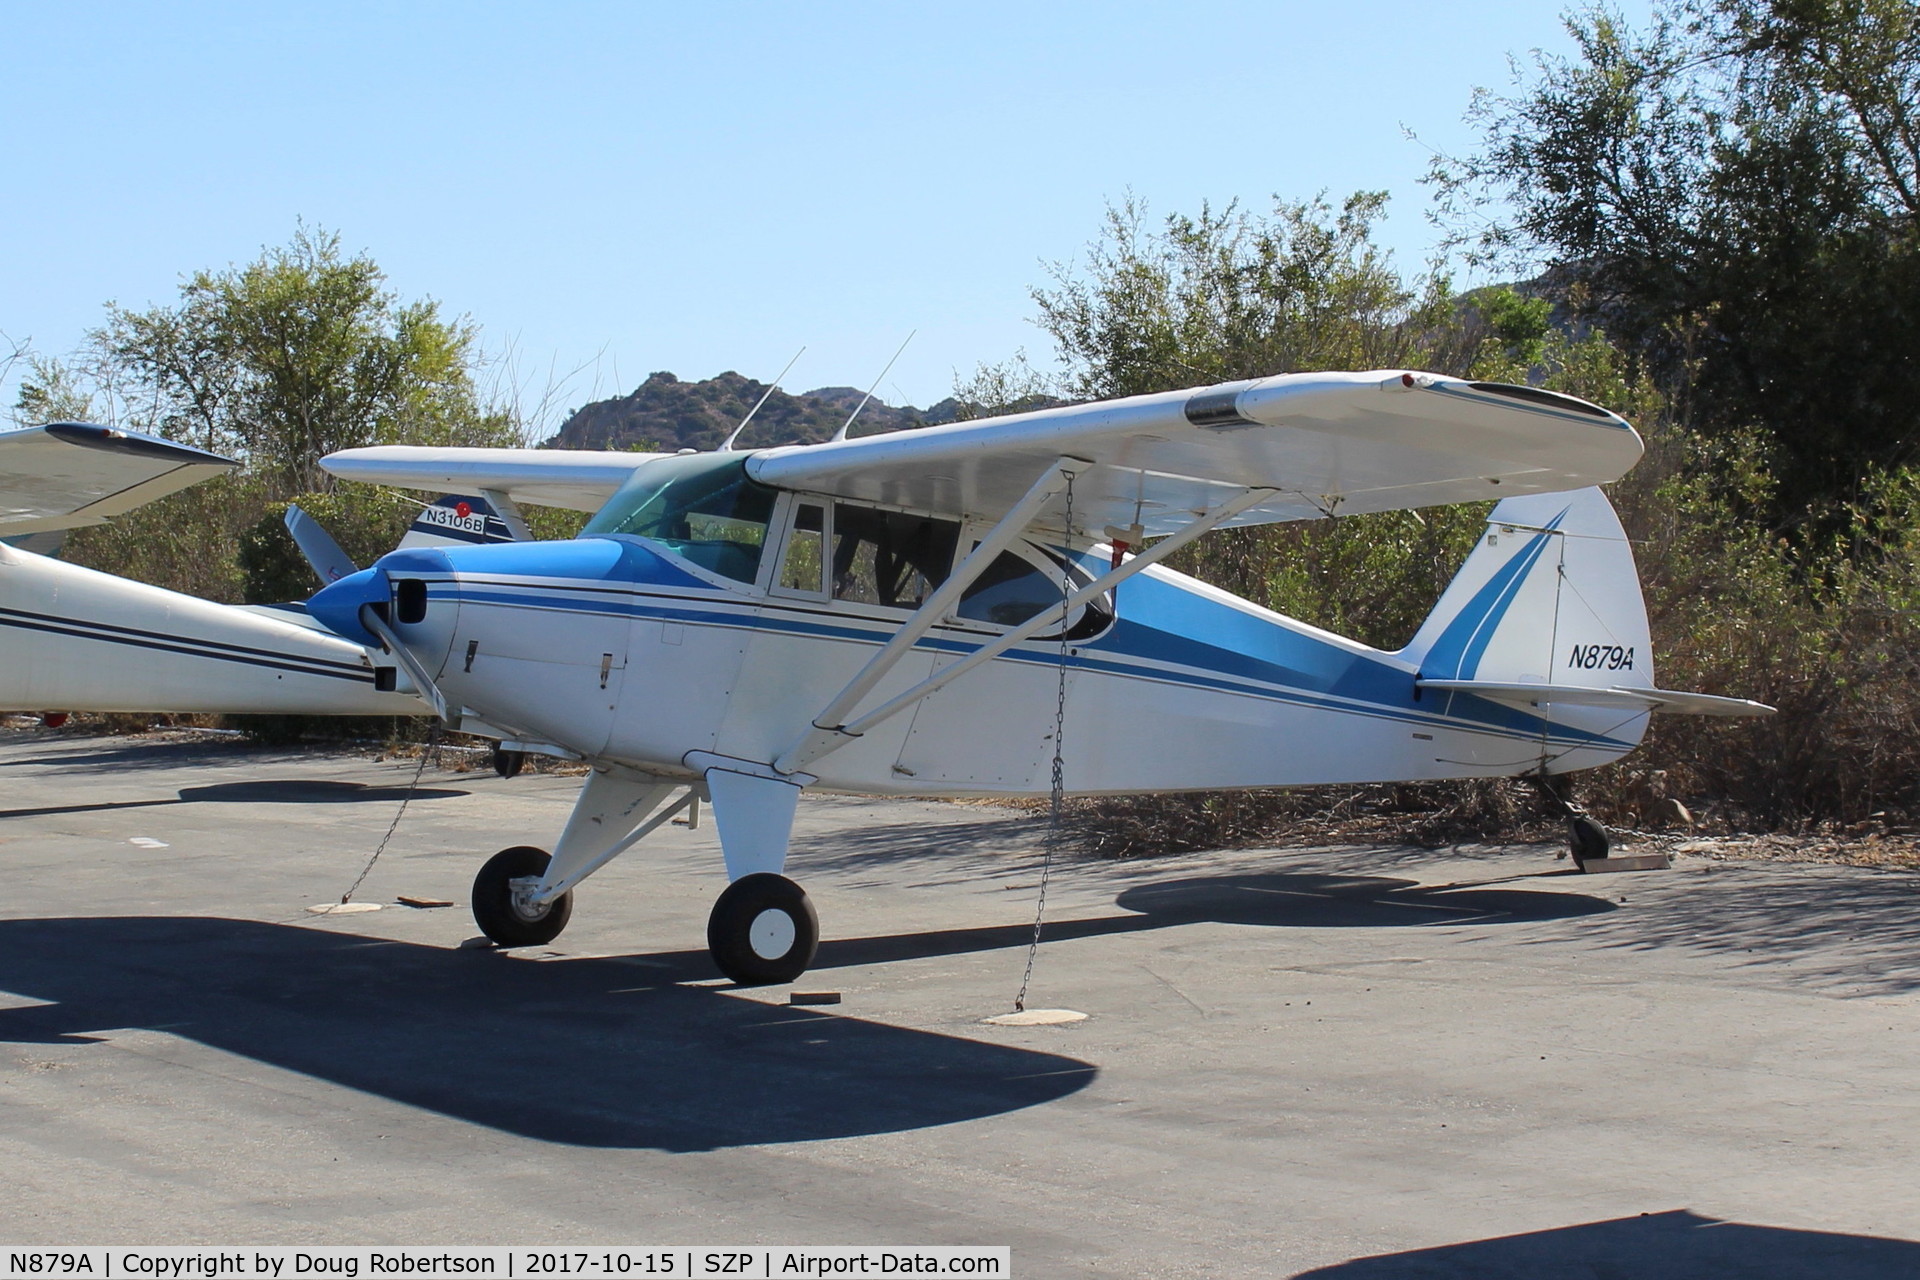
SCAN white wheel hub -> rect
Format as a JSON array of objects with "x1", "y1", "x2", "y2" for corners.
[{"x1": 748, "y1": 907, "x2": 797, "y2": 960}]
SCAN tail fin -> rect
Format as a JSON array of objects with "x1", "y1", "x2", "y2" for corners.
[
  {"x1": 396, "y1": 493, "x2": 524, "y2": 551},
  {"x1": 1403, "y1": 489, "x2": 1772, "y2": 757},
  {"x1": 284, "y1": 493, "x2": 525, "y2": 589},
  {"x1": 1404, "y1": 487, "x2": 1652, "y2": 692},
  {"x1": 1401, "y1": 487, "x2": 1657, "y2": 771}
]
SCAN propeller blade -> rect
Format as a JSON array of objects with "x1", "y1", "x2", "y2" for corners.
[{"x1": 284, "y1": 505, "x2": 358, "y2": 586}]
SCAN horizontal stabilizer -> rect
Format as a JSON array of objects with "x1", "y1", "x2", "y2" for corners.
[
  {"x1": 1417, "y1": 679, "x2": 1775, "y2": 717},
  {"x1": 0, "y1": 423, "x2": 237, "y2": 534}
]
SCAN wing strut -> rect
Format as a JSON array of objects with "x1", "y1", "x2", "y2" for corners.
[
  {"x1": 782, "y1": 456, "x2": 1091, "y2": 768},
  {"x1": 773, "y1": 481, "x2": 1277, "y2": 776}
]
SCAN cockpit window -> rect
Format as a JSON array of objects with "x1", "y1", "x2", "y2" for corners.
[
  {"x1": 583, "y1": 452, "x2": 777, "y2": 583},
  {"x1": 831, "y1": 504, "x2": 959, "y2": 608}
]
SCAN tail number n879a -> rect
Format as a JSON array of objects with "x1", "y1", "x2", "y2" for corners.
[{"x1": 1568, "y1": 644, "x2": 1635, "y2": 671}]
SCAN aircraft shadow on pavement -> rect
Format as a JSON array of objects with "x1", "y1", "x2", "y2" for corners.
[
  {"x1": 804, "y1": 871, "x2": 1613, "y2": 971},
  {"x1": 0, "y1": 916, "x2": 1094, "y2": 1153},
  {"x1": 1291, "y1": 1209, "x2": 1920, "y2": 1280},
  {"x1": 3, "y1": 738, "x2": 309, "y2": 774},
  {"x1": 0, "y1": 779, "x2": 468, "y2": 821}
]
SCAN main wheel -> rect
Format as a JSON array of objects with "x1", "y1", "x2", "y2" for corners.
[
  {"x1": 707, "y1": 873, "x2": 819, "y2": 986},
  {"x1": 1569, "y1": 815, "x2": 1611, "y2": 870},
  {"x1": 472, "y1": 845, "x2": 572, "y2": 946},
  {"x1": 492, "y1": 747, "x2": 527, "y2": 778}
]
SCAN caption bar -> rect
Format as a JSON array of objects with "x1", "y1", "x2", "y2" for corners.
[{"x1": 0, "y1": 1251, "x2": 1009, "y2": 1280}]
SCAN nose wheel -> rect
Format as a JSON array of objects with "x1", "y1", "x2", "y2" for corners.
[
  {"x1": 707, "y1": 873, "x2": 818, "y2": 985},
  {"x1": 472, "y1": 845, "x2": 573, "y2": 946}
]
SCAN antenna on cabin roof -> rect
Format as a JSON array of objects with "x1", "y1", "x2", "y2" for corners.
[
  {"x1": 719, "y1": 347, "x2": 806, "y2": 451},
  {"x1": 830, "y1": 330, "x2": 915, "y2": 443}
]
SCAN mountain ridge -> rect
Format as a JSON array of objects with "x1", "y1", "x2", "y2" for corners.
[{"x1": 546, "y1": 371, "x2": 990, "y2": 453}]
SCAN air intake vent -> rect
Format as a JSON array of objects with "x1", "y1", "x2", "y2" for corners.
[{"x1": 395, "y1": 579, "x2": 428, "y2": 624}]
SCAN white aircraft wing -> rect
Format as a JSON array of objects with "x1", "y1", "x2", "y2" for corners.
[
  {"x1": 746, "y1": 371, "x2": 1644, "y2": 535},
  {"x1": 321, "y1": 446, "x2": 665, "y2": 512},
  {"x1": 0, "y1": 423, "x2": 238, "y2": 535}
]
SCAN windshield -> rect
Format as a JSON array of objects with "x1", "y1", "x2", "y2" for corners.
[{"x1": 583, "y1": 452, "x2": 777, "y2": 584}]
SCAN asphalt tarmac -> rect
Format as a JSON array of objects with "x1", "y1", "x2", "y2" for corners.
[{"x1": 2, "y1": 727, "x2": 1918, "y2": 1278}]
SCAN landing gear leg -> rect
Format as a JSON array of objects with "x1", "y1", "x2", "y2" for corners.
[{"x1": 1532, "y1": 773, "x2": 1610, "y2": 871}]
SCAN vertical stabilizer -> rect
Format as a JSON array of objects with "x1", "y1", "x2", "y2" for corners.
[{"x1": 1401, "y1": 487, "x2": 1654, "y2": 770}]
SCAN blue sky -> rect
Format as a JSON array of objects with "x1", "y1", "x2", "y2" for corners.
[{"x1": 2, "y1": 2, "x2": 1644, "y2": 424}]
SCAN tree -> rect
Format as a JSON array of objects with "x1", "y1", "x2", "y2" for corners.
[
  {"x1": 18, "y1": 228, "x2": 517, "y2": 600},
  {"x1": 986, "y1": 193, "x2": 1661, "y2": 648},
  {"x1": 1031, "y1": 192, "x2": 1477, "y2": 400},
  {"x1": 88, "y1": 226, "x2": 514, "y2": 492},
  {"x1": 1435, "y1": 0, "x2": 1920, "y2": 515}
]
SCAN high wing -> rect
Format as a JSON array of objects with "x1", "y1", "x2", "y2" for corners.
[
  {"x1": 0, "y1": 423, "x2": 238, "y2": 536},
  {"x1": 748, "y1": 371, "x2": 1643, "y2": 535},
  {"x1": 320, "y1": 446, "x2": 667, "y2": 512},
  {"x1": 319, "y1": 372, "x2": 1643, "y2": 534}
]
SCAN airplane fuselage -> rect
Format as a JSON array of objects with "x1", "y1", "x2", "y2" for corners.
[{"x1": 340, "y1": 530, "x2": 1641, "y2": 798}]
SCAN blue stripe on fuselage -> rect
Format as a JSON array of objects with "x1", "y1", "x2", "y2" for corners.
[{"x1": 422, "y1": 535, "x2": 1632, "y2": 752}]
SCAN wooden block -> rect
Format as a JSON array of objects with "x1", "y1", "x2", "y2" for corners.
[{"x1": 1579, "y1": 853, "x2": 1671, "y2": 874}]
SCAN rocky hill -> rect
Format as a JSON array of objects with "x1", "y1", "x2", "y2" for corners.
[{"x1": 547, "y1": 371, "x2": 990, "y2": 453}]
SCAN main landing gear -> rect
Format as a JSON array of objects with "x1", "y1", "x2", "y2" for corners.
[
  {"x1": 466, "y1": 761, "x2": 816, "y2": 984},
  {"x1": 469, "y1": 852, "x2": 818, "y2": 985}
]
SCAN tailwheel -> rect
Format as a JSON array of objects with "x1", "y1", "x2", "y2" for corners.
[
  {"x1": 472, "y1": 845, "x2": 572, "y2": 946},
  {"x1": 707, "y1": 873, "x2": 818, "y2": 986},
  {"x1": 1569, "y1": 815, "x2": 1611, "y2": 871},
  {"x1": 492, "y1": 747, "x2": 527, "y2": 778}
]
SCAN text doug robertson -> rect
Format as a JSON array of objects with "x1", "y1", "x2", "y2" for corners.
[{"x1": 113, "y1": 1257, "x2": 494, "y2": 1278}]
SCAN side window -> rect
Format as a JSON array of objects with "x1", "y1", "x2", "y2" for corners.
[
  {"x1": 831, "y1": 504, "x2": 959, "y2": 609},
  {"x1": 956, "y1": 551, "x2": 1058, "y2": 627},
  {"x1": 956, "y1": 544, "x2": 1114, "y2": 639},
  {"x1": 778, "y1": 502, "x2": 827, "y2": 595}
]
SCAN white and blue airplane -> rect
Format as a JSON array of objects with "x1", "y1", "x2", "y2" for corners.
[{"x1": 0, "y1": 372, "x2": 1770, "y2": 983}]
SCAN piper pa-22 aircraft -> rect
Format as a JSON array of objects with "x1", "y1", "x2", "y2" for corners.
[{"x1": 0, "y1": 372, "x2": 1771, "y2": 983}]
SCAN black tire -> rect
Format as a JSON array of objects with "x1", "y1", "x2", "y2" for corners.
[
  {"x1": 707, "y1": 873, "x2": 819, "y2": 986},
  {"x1": 492, "y1": 747, "x2": 527, "y2": 779},
  {"x1": 1569, "y1": 815, "x2": 1611, "y2": 869},
  {"x1": 472, "y1": 845, "x2": 572, "y2": 946}
]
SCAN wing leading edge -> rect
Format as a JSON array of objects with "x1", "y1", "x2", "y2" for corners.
[{"x1": 320, "y1": 446, "x2": 669, "y2": 512}]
